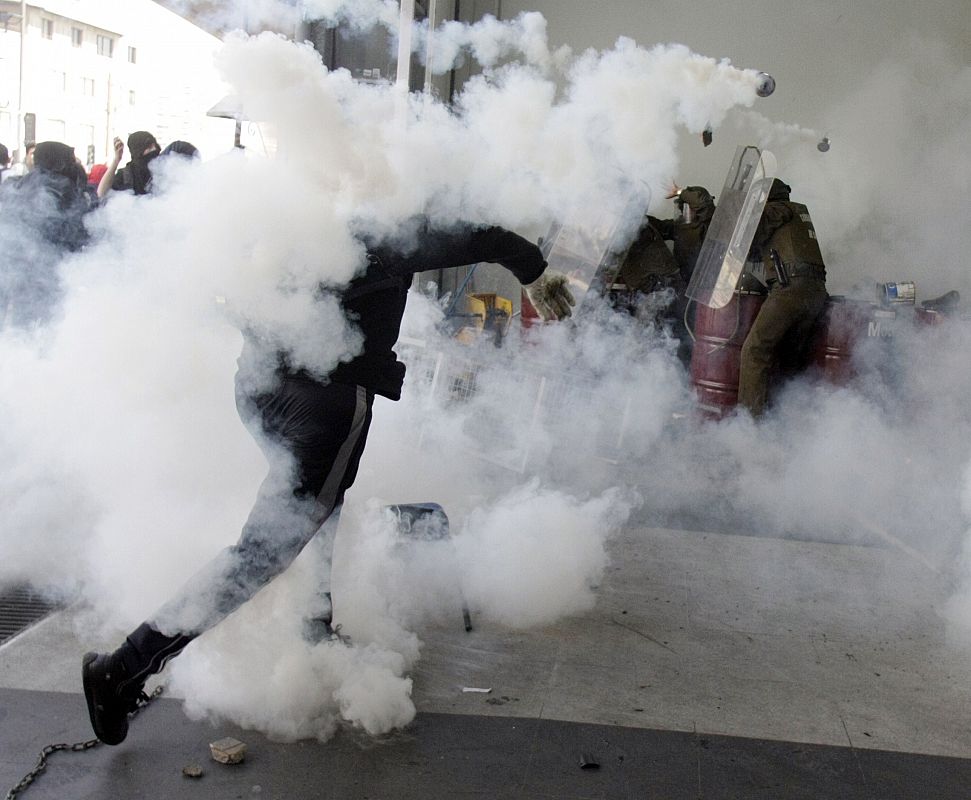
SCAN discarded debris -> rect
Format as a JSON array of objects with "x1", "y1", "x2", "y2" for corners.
[
  {"x1": 461, "y1": 687, "x2": 492, "y2": 693},
  {"x1": 485, "y1": 695, "x2": 519, "y2": 706},
  {"x1": 209, "y1": 737, "x2": 247, "y2": 765},
  {"x1": 578, "y1": 752, "x2": 600, "y2": 770},
  {"x1": 182, "y1": 764, "x2": 204, "y2": 779}
]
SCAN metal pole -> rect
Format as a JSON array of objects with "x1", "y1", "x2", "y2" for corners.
[
  {"x1": 423, "y1": 0, "x2": 437, "y2": 94},
  {"x1": 17, "y1": 0, "x2": 26, "y2": 154},
  {"x1": 104, "y1": 72, "x2": 112, "y2": 157},
  {"x1": 395, "y1": 0, "x2": 415, "y2": 92}
]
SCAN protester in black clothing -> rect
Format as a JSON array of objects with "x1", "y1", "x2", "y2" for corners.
[
  {"x1": 160, "y1": 140, "x2": 199, "y2": 159},
  {"x1": 98, "y1": 131, "x2": 160, "y2": 199},
  {"x1": 20, "y1": 142, "x2": 92, "y2": 249},
  {"x1": 82, "y1": 219, "x2": 574, "y2": 746},
  {"x1": 0, "y1": 141, "x2": 92, "y2": 326},
  {"x1": 149, "y1": 141, "x2": 201, "y2": 195}
]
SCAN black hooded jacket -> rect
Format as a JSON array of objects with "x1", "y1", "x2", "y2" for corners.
[
  {"x1": 0, "y1": 142, "x2": 92, "y2": 326},
  {"x1": 113, "y1": 131, "x2": 160, "y2": 195},
  {"x1": 7, "y1": 141, "x2": 91, "y2": 251}
]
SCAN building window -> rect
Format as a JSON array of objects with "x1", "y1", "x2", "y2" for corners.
[
  {"x1": 128, "y1": 46, "x2": 137, "y2": 64},
  {"x1": 72, "y1": 27, "x2": 83, "y2": 47},
  {"x1": 82, "y1": 77, "x2": 95, "y2": 96},
  {"x1": 80, "y1": 124, "x2": 95, "y2": 164},
  {"x1": 46, "y1": 119, "x2": 66, "y2": 141},
  {"x1": 51, "y1": 70, "x2": 66, "y2": 94},
  {"x1": 41, "y1": 19, "x2": 53, "y2": 39},
  {"x1": 96, "y1": 35, "x2": 113, "y2": 57},
  {"x1": 128, "y1": 90, "x2": 136, "y2": 105}
]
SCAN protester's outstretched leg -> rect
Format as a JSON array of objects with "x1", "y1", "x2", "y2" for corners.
[
  {"x1": 83, "y1": 378, "x2": 373, "y2": 743},
  {"x1": 301, "y1": 512, "x2": 343, "y2": 642}
]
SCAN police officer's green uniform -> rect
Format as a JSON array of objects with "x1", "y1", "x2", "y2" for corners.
[
  {"x1": 617, "y1": 218, "x2": 683, "y2": 298},
  {"x1": 611, "y1": 218, "x2": 687, "y2": 357},
  {"x1": 649, "y1": 186, "x2": 716, "y2": 363},
  {"x1": 652, "y1": 186, "x2": 716, "y2": 285},
  {"x1": 737, "y1": 179, "x2": 828, "y2": 416}
]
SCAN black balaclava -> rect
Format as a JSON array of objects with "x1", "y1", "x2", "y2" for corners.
[
  {"x1": 13, "y1": 141, "x2": 90, "y2": 249},
  {"x1": 30, "y1": 141, "x2": 87, "y2": 205},
  {"x1": 125, "y1": 131, "x2": 160, "y2": 194},
  {"x1": 32, "y1": 141, "x2": 78, "y2": 178}
]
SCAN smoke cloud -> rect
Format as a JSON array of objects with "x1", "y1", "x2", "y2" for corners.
[{"x1": 3, "y1": 3, "x2": 969, "y2": 742}]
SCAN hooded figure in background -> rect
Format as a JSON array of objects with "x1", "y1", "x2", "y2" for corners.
[
  {"x1": 160, "y1": 140, "x2": 199, "y2": 160},
  {"x1": 112, "y1": 131, "x2": 160, "y2": 195},
  {"x1": 150, "y1": 141, "x2": 200, "y2": 195},
  {"x1": 22, "y1": 141, "x2": 92, "y2": 250},
  {"x1": 0, "y1": 141, "x2": 92, "y2": 327}
]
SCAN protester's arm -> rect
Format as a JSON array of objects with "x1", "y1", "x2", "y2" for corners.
[
  {"x1": 97, "y1": 137, "x2": 124, "y2": 199},
  {"x1": 370, "y1": 222, "x2": 575, "y2": 320},
  {"x1": 396, "y1": 225, "x2": 546, "y2": 281}
]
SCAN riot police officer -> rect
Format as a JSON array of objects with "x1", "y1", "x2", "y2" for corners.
[
  {"x1": 737, "y1": 179, "x2": 828, "y2": 416},
  {"x1": 654, "y1": 185, "x2": 716, "y2": 285}
]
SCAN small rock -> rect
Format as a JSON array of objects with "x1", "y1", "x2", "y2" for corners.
[
  {"x1": 182, "y1": 764, "x2": 204, "y2": 779},
  {"x1": 210, "y1": 736, "x2": 247, "y2": 765}
]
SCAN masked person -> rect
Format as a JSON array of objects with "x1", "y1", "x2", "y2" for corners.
[
  {"x1": 81, "y1": 218, "x2": 575, "y2": 746},
  {"x1": 737, "y1": 179, "x2": 828, "y2": 416},
  {"x1": 160, "y1": 140, "x2": 199, "y2": 159},
  {"x1": 98, "y1": 131, "x2": 160, "y2": 199},
  {"x1": 0, "y1": 141, "x2": 92, "y2": 326}
]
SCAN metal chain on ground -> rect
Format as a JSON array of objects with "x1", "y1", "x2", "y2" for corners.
[{"x1": 4, "y1": 686, "x2": 163, "y2": 800}]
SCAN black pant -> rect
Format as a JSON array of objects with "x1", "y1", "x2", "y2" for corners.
[{"x1": 121, "y1": 374, "x2": 374, "y2": 684}]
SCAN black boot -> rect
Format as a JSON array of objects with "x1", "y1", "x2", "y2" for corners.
[
  {"x1": 81, "y1": 651, "x2": 146, "y2": 745},
  {"x1": 83, "y1": 624, "x2": 194, "y2": 745}
]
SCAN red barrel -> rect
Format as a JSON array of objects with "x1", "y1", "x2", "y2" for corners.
[
  {"x1": 689, "y1": 291, "x2": 766, "y2": 415},
  {"x1": 915, "y1": 307, "x2": 944, "y2": 327},
  {"x1": 811, "y1": 297, "x2": 896, "y2": 384},
  {"x1": 519, "y1": 289, "x2": 543, "y2": 331}
]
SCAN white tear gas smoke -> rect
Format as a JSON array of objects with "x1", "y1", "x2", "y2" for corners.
[
  {"x1": 731, "y1": 110, "x2": 822, "y2": 154},
  {"x1": 3, "y1": 6, "x2": 969, "y2": 742},
  {"x1": 424, "y1": 11, "x2": 571, "y2": 73},
  {"x1": 730, "y1": 35, "x2": 971, "y2": 301},
  {"x1": 159, "y1": 0, "x2": 399, "y2": 37},
  {"x1": 157, "y1": 0, "x2": 301, "y2": 34}
]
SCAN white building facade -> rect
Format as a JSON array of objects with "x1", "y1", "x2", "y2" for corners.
[{"x1": 0, "y1": 0, "x2": 235, "y2": 167}]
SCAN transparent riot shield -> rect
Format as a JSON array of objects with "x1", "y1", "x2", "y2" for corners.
[
  {"x1": 686, "y1": 146, "x2": 777, "y2": 309},
  {"x1": 541, "y1": 193, "x2": 651, "y2": 317}
]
